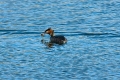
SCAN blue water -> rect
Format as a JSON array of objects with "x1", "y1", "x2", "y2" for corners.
[{"x1": 0, "y1": 0, "x2": 120, "y2": 80}]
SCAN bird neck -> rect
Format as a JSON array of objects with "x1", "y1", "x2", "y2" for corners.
[{"x1": 50, "y1": 30, "x2": 54, "y2": 37}]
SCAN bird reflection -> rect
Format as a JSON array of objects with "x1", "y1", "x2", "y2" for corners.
[{"x1": 41, "y1": 39, "x2": 53, "y2": 48}]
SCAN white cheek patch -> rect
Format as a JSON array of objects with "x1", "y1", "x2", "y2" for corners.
[{"x1": 46, "y1": 31, "x2": 49, "y2": 33}]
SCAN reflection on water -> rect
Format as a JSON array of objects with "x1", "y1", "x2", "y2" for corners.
[
  {"x1": 41, "y1": 39, "x2": 53, "y2": 48},
  {"x1": 0, "y1": 0, "x2": 120, "y2": 80}
]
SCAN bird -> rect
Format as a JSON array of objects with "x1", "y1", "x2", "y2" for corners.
[{"x1": 42, "y1": 28, "x2": 67, "y2": 45}]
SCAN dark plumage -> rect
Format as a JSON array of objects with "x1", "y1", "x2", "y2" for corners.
[{"x1": 44, "y1": 28, "x2": 67, "y2": 45}]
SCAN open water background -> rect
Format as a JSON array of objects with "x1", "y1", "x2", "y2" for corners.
[{"x1": 0, "y1": 0, "x2": 120, "y2": 80}]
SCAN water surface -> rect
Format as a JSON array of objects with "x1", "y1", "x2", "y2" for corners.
[{"x1": 0, "y1": 0, "x2": 120, "y2": 80}]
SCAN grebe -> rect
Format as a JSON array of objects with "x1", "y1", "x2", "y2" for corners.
[{"x1": 42, "y1": 28, "x2": 67, "y2": 45}]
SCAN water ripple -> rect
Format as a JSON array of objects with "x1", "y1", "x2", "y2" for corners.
[{"x1": 0, "y1": 0, "x2": 120, "y2": 80}]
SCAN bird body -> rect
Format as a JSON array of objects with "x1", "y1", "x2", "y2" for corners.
[{"x1": 43, "y1": 28, "x2": 67, "y2": 45}]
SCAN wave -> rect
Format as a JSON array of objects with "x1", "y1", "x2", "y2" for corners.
[{"x1": 0, "y1": 30, "x2": 119, "y2": 38}]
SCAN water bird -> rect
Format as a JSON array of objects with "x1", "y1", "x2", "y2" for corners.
[{"x1": 41, "y1": 28, "x2": 67, "y2": 45}]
